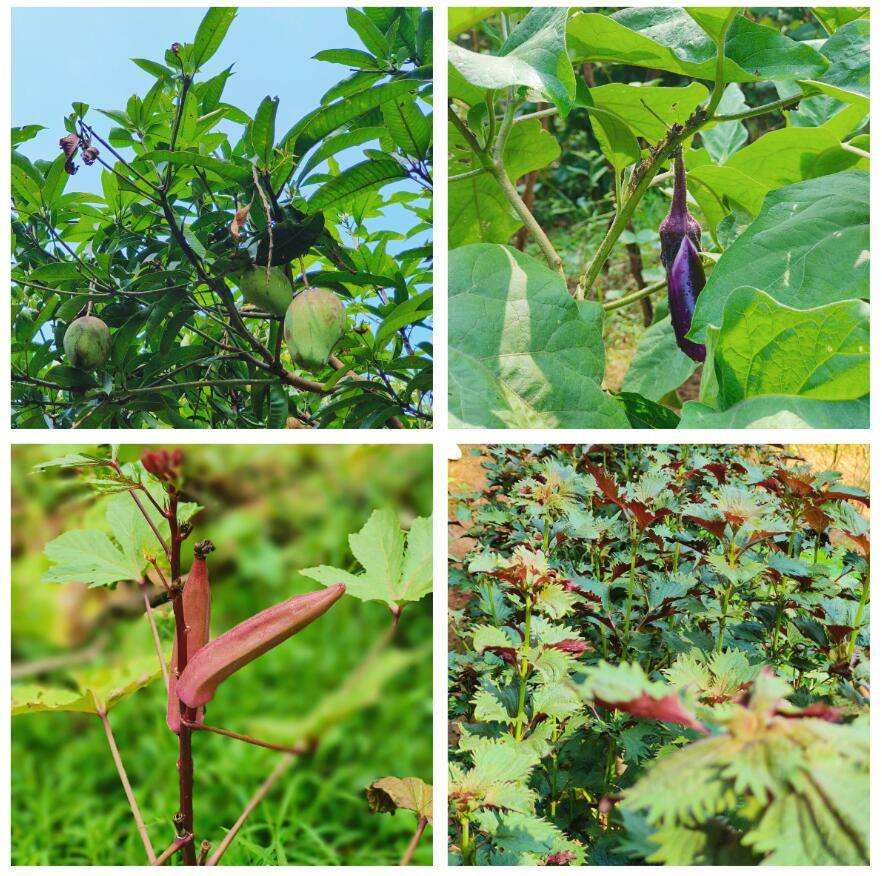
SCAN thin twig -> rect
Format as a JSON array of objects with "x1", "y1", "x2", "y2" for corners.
[
  {"x1": 182, "y1": 720, "x2": 309, "y2": 755},
  {"x1": 98, "y1": 710, "x2": 157, "y2": 864},
  {"x1": 140, "y1": 581, "x2": 169, "y2": 691},
  {"x1": 154, "y1": 833, "x2": 192, "y2": 866},
  {"x1": 205, "y1": 753, "x2": 296, "y2": 867}
]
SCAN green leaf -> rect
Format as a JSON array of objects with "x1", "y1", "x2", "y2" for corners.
[
  {"x1": 448, "y1": 9, "x2": 575, "y2": 116},
  {"x1": 382, "y1": 96, "x2": 431, "y2": 159},
  {"x1": 568, "y1": 9, "x2": 827, "y2": 83},
  {"x1": 282, "y1": 79, "x2": 418, "y2": 155},
  {"x1": 135, "y1": 149, "x2": 251, "y2": 184},
  {"x1": 301, "y1": 510, "x2": 432, "y2": 608},
  {"x1": 296, "y1": 126, "x2": 386, "y2": 183},
  {"x1": 191, "y1": 7, "x2": 237, "y2": 71},
  {"x1": 689, "y1": 126, "x2": 866, "y2": 221},
  {"x1": 712, "y1": 288, "x2": 869, "y2": 407},
  {"x1": 314, "y1": 48, "x2": 380, "y2": 69},
  {"x1": 690, "y1": 171, "x2": 869, "y2": 341},
  {"x1": 448, "y1": 118, "x2": 560, "y2": 248},
  {"x1": 12, "y1": 684, "x2": 95, "y2": 715},
  {"x1": 12, "y1": 124, "x2": 45, "y2": 146},
  {"x1": 448, "y1": 7, "x2": 496, "y2": 38},
  {"x1": 448, "y1": 244, "x2": 629, "y2": 428},
  {"x1": 308, "y1": 157, "x2": 407, "y2": 212},
  {"x1": 252, "y1": 95, "x2": 279, "y2": 169},
  {"x1": 578, "y1": 81, "x2": 708, "y2": 142},
  {"x1": 812, "y1": 7, "x2": 869, "y2": 34},
  {"x1": 42, "y1": 529, "x2": 145, "y2": 588},
  {"x1": 622, "y1": 316, "x2": 698, "y2": 402},
  {"x1": 678, "y1": 395, "x2": 868, "y2": 429},
  {"x1": 346, "y1": 8, "x2": 390, "y2": 58},
  {"x1": 12, "y1": 656, "x2": 162, "y2": 716},
  {"x1": 249, "y1": 647, "x2": 421, "y2": 746}
]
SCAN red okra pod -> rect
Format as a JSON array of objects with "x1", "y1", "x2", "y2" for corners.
[{"x1": 176, "y1": 583, "x2": 345, "y2": 709}]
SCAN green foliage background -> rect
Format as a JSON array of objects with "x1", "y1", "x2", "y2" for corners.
[{"x1": 11, "y1": 443, "x2": 432, "y2": 865}]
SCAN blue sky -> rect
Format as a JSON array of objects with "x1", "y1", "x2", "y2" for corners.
[
  {"x1": 13, "y1": 7, "x2": 353, "y2": 161},
  {"x1": 12, "y1": 7, "x2": 430, "y2": 248}
]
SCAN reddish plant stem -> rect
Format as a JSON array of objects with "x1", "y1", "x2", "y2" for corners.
[
  {"x1": 168, "y1": 495, "x2": 197, "y2": 865},
  {"x1": 399, "y1": 816, "x2": 428, "y2": 866},
  {"x1": 182, "y1": 720, "x2": 308, "y2": 755},
  {"x1": 98, "y1": 710, "x2": 156, "y2": 864}
]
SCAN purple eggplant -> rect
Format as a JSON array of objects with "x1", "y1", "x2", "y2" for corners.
[
  {"x1": 658, "y1": 149, "x2": 706, "y2": 362},
  {"x1": 668, "y1": 236, "x2": 706, "y2": 362}
]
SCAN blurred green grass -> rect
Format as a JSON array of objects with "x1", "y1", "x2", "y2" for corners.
[{"x1": 11, "y1": 444, "x2": 433, "y2": 866}]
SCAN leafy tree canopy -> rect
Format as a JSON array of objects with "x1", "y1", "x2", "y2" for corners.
[{"x1": 12, "y1": 7, "x2": 433, "y2": 428}]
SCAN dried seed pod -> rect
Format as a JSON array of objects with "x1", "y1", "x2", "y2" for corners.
[
  {"x1": 668, "y1": 236, "x2": 707, "y2": 362},
  {"x1": 167, "y1": 541, "x2": 214, "y2": 734},
  {"x1": 176, "y1": 583, "x2": 345, "y2": 709}
]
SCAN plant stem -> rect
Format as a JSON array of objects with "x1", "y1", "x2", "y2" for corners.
[
  {"x1": 399, "y1": 816, "x2": 428, "y2": 866},
  {"x1": 704, "y1": 15, "x2": 731, "y2": 117},
  {"x1": 183, "y1": 720, "x2": 307, "y2": 755},
  {"x1": 205, "y1": 752, "x2": 296, "y2": 866},
  {"x1": 514, "y1": 594, "x2": 532, "y2": 740},
  {"x1": 712, "y1": 91, "x2": 816, "y2": 123},
  {"x1": 139, "y1": 581, "x2": 169, "y2": 691},
  {"x1": 448, "y1": 166, "x2": 489, "y2": 183},
  {"x1": 460, "y1": 816, "x2": 472, "y2": 865},
  {"x1": 549, "y1": 721, "x2": 559, "y2": 817},
  {"x1": 601, "y1": 279, "x2": 666, "y2": 312},
  {"x1": 847, "y1": 570, "x2": 870, "y2": 660},
  {"x1": 623, "y1": 521, "x2": 638, "y2": 651},
  {"x1": 98, "y1": 710, "x2": 156, "y2": 864},
  {"x1": 717, "y1": 538, "x2": 737, "y2": 654},
  {"x1": 155, "y1": 833, "x2": 192, "y2": 866},
  {"x1": 490, "y1": 99, "x2": 564, "y2": 279}
]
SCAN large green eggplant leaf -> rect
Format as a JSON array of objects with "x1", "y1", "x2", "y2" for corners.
[
  {"x1": 622, "y1": 316, "x2": 698, "y2": 403},
  {"x1": 713, "y1": 288, "x2": 869, "y2": 408},
  {"x1": 690, "y1": 171, "x2": 869, "y2": 341},
  {"x1": 568, "y1": 9, "x2": 827, "y2": 83},
  {"x1": 448, "y1": 8, "x2": 575, "y2": 115},
  {"x1": 689, "y1": 127, "x2": 867, "y2": 220},
  {"x1": 679, "y1": 395, "x2": 868, "y2": 429},
  {"x1": 449, "y1": 244, "x2": 628, "y2": 428}
]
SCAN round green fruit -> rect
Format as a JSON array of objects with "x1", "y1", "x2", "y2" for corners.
[
  {"x1": 63, "y1": 315, "x2": 112, "y2": 370},
  {"x1": 284, "y1": 287, "x2": 346, "y2": 371},
  {"x1": 238, "y1": 266, "x2": 293, "y2": 316}
]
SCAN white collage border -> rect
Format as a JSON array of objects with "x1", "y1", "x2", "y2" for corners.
[{"x1": 2, "y1": 0, "x2": 878, "y2": 872}]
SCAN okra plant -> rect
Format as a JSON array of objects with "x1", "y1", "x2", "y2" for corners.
[
  {"x1": 12, "y1": 447, "x2": 433, "y2": 865},
  {"x1": 448, "y1": 7, "x2": 869, "y2": 428},
  {"x1": 449, "y1": 444, "x2": 869, "y2": 865}
]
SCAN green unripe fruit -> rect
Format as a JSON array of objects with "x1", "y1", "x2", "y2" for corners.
[
  {"x1": 284, "y1": 287, "x2": 346, "y2": 371},
  {"x1": 63, "y1": 315, "x2": 111, "y2": 370},
  {"x1": 238, "y1": 266, "x2": 293, "y2": 316}
]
